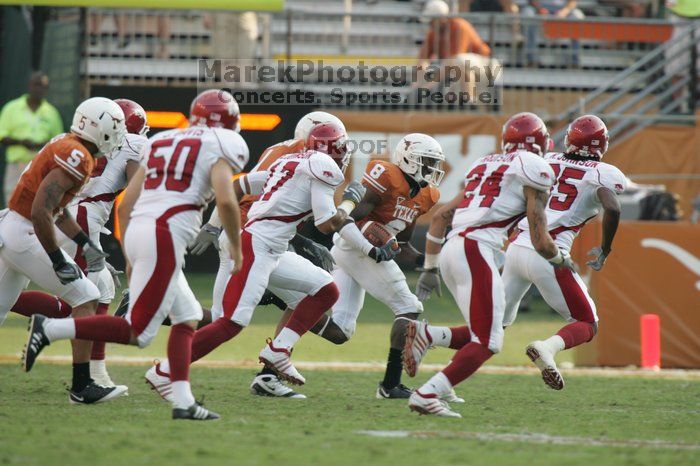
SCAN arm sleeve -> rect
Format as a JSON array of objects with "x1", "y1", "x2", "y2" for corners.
[
  {"x1": 311, "y1": 179, "x2": 338, "y2": 226},
  {"x1": 338, "y1": 221, "x2": 375, "y2": 255},
  {"x1": 240, "y1": 170, "x2": 268, "y2": 196},
  {"x1": 515, "y1": 153, "x2": 555, "y2": 192},
  {"x1": 213, "y1": 128, "x2": 250, "y2": 173},
  {"x1": 122, "y1": 134, "x2": 147, "y2": 162},
  {"x1": 53, "y1": 141, "x2": 90, "y2": 180},
  {"x1": 307, "y1": 152, "x2": 344, "y2": 187},
  {"x1": 594, "y1": 165, "x2": 627, "y2": 196}
]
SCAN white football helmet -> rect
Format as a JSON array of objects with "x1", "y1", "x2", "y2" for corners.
[
  {"x1": 294, "y1": 111, "x2": 346, "y2": 141},
  {"x1": 392, "y1": 133, "x2": 445, "y2": 188},
  {"x1": 70, "y1": 97, "x2": 126, "y2": 157}
]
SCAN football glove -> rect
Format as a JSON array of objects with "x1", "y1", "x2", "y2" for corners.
[
  {"x1": 290, "y1": 234, "x2": 335, "y2": 272},
  {"x1": 586, "y1": 246, "x2": 608, "y2": 271},
  {"x1": 53, "y1": 261, "x2": 83, "y2": 285},
  {"x1": 105, "y1": 262, "x2": 124, "y2": 288},
  {"x1": 368, "y1": 238, "x2": 400, "y2": 263},
  {"x1": 415, "y1": 267, "x2": 442, "y2": 301},
  {"x1": 342, "y1": 180, "x2": 366, "y2": 205},
  {"x1": 190, "y1": 223, "x2": 222, "y2": 255},
  {"x1": 82, "y1": 241, "x2": 108, "y2": 273}
]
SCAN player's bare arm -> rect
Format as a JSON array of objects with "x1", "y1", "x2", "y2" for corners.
[
  {"x1": 211, "y1": 159, "x2": 242, "y2": 274},
  {"x1": 424, "y1": 191, "x2": 461, "y2": 256},
  {"x1": 524, "y1": 186, "x2": 573, "y2": 269},
  {"x1": 31, "y1": 168, "x2": 77, "y2": 255},
  {"x1": 587, "y1": 186, "x2": 621, "y2": 271}
]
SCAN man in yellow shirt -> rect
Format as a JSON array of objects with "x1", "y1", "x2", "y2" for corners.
[{"x1": 0, "y1": 72, "x2": 63, "y2": 206}]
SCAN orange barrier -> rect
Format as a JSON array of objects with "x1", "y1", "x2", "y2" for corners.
[{"x1": 542, "y1": 21, "x2": 673, "y2": 43}]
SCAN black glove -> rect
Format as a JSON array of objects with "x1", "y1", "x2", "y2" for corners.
[
  {"x1": 368, "y1": 238, "x2": 400, "y2": 263},
  {"x1": 290, "y1": 234, "x2": 335, "y2": 272}
]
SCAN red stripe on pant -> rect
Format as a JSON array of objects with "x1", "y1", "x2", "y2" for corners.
[
  {"x1": 554, "y1": 268, "x2": 595, "y2": 323},
  {"x1": 463, "y1": 238, "x2": 494, "y2": 347},
  {"x1": 74, "y1": 205, "x2": 89, "y2": 273},
  {"x1": 130, "y1": 204, "x2": 200, "y2": 336},
  {"x1": 222, "y1": 230, "x2": 256, "y2": 320}
]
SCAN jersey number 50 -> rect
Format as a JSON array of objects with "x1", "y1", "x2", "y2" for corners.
[{"x1": 145, "y1": 138, "x2": 202, "y2": 192}]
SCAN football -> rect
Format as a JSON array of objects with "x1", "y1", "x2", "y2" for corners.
[{"x1": 360, "y1": 221, "x2": 398, "y2": 249}]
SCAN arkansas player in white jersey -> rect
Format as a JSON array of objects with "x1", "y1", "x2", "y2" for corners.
[
  {"x1": 23, "y1": 89, "x2": 249, "y2": 421},
  {"x1": 503, "y1": 115, "x2": 626, "y2": 390},
  {"x1": 402, "y1": 113, "x2": 573, "y2": 417}
]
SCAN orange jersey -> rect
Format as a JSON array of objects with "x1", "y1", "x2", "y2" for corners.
[
  {"x1": 360, "y1": 160, "x2": 439, "y2": 234},
  {"x1": 9, "y1": 133, "x2": 95, "y2": 220},
  {"x1": 239, "y1": 138, "x2": 305, "y2": 223}
]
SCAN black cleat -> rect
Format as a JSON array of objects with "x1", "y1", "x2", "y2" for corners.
[
  {"x1": 114, "y1": 289, "x2": 129, "y2": 318},
  {"x1": 172, "y1": 402, "x2": 220, "y2": 421},
  {"x1": 22, "y1": 315, "x2": 50, "y2": 372},
  {"x1": 376, "y1": 382, "x2": 413, "y2": 399},
  {"x1": 69, "y1": 382, "x2": 128, "y2": 404}
]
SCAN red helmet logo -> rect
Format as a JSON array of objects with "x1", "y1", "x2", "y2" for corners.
[
  {"x1": 306, "y1": 122, "x2": 349, "y2": 170},
  {"x1": 502, "y1": 112, "x2": 550, "y2": 156},
  {"x1": 189, "y1": 89, "x2": 240, "y2": 132},
  {"x1": 114, "y1": 98, "x2": 148, "y2": 135},
  {"x1": 565, "y1": 114, "x2": 609, "y2": 159}
]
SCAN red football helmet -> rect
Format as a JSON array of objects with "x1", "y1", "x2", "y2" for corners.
[
  {"x1": 565, "y1": 114, "x2": 609, "y2": 159},
  {"x1": 502, "y1": 112, "x2": 550, "y2": 156},
  {"x1": 306, "y1": 122, "x2": 349, "y2": 170},
  {"x1": 189, "y1": 89, "x2": 240, "y2": 132},
  {"x1": 114, "y1": 98, "x2": 148, "y2": 136}
]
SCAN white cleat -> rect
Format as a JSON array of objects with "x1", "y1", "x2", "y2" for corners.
[
  {"x1": 526, "y1": 340, "x2": 565, "y2": 390},
  {"x1": 408, "y1": 390, "x2": 462, "y2": 418},
  {"x1": 403, "y1": 320, "x2": 433, "y2": 377},
  {"x1": 258, "y1": 339, "x2": 306, "y2": 386},
  {"x1": 90, "y1": 360, "x2": 129, "y2": 396},
  {"x1": 145, "y1": 361, "x2": 174, "y2": 402},
  {"x1": 250, "y1": 374, "x2": 307, "y2": 398},
  {"x1": 440, "y1": 388, "x2": 465, "y2": 404}
]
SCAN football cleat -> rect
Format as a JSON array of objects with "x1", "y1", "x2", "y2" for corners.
[
  {"x1": 526, "y1": 340, "x2": 565, "y2": 390},
  {"x1": 403, "y1": 319, "x2": 433, "y2": 377},
  {"x1": 114, "y1": 289, "x2": 129, "y2": 318},
  {"x1": 250, "y1": 374, "x2": 307, "y2": 399},
  {"x1": 376, "y1": 382, "x2": 412, "y2": 399},
  {"x1": 172, "y1": 402, "x2": 220, "y2": 421},
  {"x1": 22, "y1": 315, "x2": 50, "y2": 372},
  {"x1": 145, "y1": 361, "x2": 174, "y2": 402},
  {"x1": 408, "y1": 390, "x2": 462, "y2": 418},
  {"x1": 258, "y1": 339, "x2": 306, "y2": 385},
  {"x1": 69, "y1": 382, "x2": 128, "y2": 405},
  {"x1": 440, "y1": 388, "x2": 465, "y2": 404}
]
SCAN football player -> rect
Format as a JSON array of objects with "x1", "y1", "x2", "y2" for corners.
[
  {"x1": 403, "y1": 112, "x2": 573, "y2": 417},
  {"x1": 22, "y1": 89, "x2": 249, "y2": 420},
  {"x1": 501, "y1": 115, "x2": 625, "y2": 390},
  {"x1": 11, "y1": 98, "x2": 148, "y2": 392},
  {"x1": 0, "y1": 97, "x2": 126, "y2": 404}
]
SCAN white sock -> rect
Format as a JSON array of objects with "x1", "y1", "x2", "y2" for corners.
[
  {"x1": 273, "y1": 328, "x2": 301, "y2": 350},
  {"x1": 43, "y1": 318, "x2": 76, "y2": 341},
  {"x1": 420, "y1": 371, "x2": 453, "y2": 396},
  {"x1": 90, "y1": 359, "x2": 106, "y2": 375},
  {"x1": 428, "y1": 325, "x2": 452, "y2": 348},
  {"x1": 543, "y1": 335, "x2": 566, "y2": 354},
  {"x1": 159, "y1": 359, "x2": 171, "y2": 374},
  {"x1": 171, "y1": 380, "x2": 195, "y2": 409}
]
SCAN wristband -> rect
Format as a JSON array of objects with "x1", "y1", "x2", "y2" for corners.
[
  {"x1": 425, "y1": 232, "x2": 445, "y2": 245},
  {"x1": 547, "y1": 249, "x2": 563, "y2": 264},
  {"x1": 337, "y1": 200, "x2": 356, "y2": 216},
  {"x1": 72, "y1": 231, "x2": 90, "y2": 247},
  {"x1": 423, "y1": 253, "x2": 440, "y2": 269},
  {"x1": 47, "y1": 249, "x2": 65, "y2": 266}
]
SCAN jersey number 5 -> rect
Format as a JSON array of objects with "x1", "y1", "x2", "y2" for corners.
[
  {"x1": 144, "y1": 138, "x2": 202, "y2": 192},
  {"x1": 549, "y1": 164, "x2": 585, "y2": 211},
  {"x1": 460, "y1": 164, "x2": 509, "y2": 208}
]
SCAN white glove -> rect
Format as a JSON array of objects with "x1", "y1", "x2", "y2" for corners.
[
  {"x1": 105, "y1": 262, "x2": 124, "y2": 288},
  {"x1": 82, "y1": 242, "x2": 108, "y2": 273},
  {"x1": 415, "y1": 267, "x2": 442, "y2": 301}
]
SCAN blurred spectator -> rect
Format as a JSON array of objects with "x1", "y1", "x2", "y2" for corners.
[
  {"x1": 204, "y1": 11, "x2": 258, "y2": 59},
  {"x1": 598, "y1": 1, "x2": 648, "y2": 18},
  {"x1": 462, "y1": 0, "x2": 518, "y2": 13},
  {"x1": 0, "y1": 72, "x2": 62, "y2": 206},
  {"x1": 89, "y1": 11, "x2": 170, "y2": 58},
  {"x1": 522, "y1": 1, "x2": 584, "y2": 67},
  {"x1": 691, "y1": 194, "x2": 700, "y2": 224},
  {"x1": 664, "y1": 0, "x2": 700, "y2": 111}
]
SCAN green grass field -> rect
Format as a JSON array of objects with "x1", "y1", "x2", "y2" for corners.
[{"x1": 1, "y1": 273, "x2": 698, "y2": 466}]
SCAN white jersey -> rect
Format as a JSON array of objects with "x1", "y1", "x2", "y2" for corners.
[
  {"x1": 131, "y1": 125, "x2": 249, "y2": 241},
  {"x1": 246, "y1": 149, "x2": 344, "y2": 252},
  {"x1": 70, "y1": 132, "x2": 146, "y2": 228},
  {"x1": 449, "y1": 150, "x2": 555, "y2": 250},
  {"x1": 513, "y1": 152, "x2": 626, "y2": 252}
]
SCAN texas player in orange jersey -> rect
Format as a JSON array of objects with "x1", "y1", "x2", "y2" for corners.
[
  {"x1": 0, "y1": 97, "x2": 127, "y2": 404},
  {"x1": 314, "y1": 133, "x2": 451, "y2": 400}
]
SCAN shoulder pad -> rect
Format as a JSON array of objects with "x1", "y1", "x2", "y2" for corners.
[
  {"x1": 307, "y1": 151, "x2": 344, "y2": 187},
  {"x1": 427, "y1": 186, "x2": 440, "y2": 205},
  {"x1": 121, "y1": 133, "x2": 147, "y2": 162},
  {"x1": 212, "y1": 128, "x2": 249, "y2": 173},
  {"x1": 594, "y1": 163, "x2": 627, "y2": 195},
  {"x1": 362, "y1": 160, "x2": 401, "y2": 196},
  {"x1": 515, "y1": 151, "x2": 555, "y2": 191}
]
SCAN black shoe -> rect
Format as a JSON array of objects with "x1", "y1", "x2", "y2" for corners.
[
  {"x1": 69, "y1": 382, "x2": 128, "y2": 404},
  {"x1": 114, "y1": 290, "x2": 129, "y2": 318},
  {"x1": 376, "y1": 382, "x2": 413, "y2": 399},
  {"x1": 172, "y1": 402, "x2": 220, "y2": 421},
  {"x1": 22, "y1": 315, "x2": 50, "y2": 372}
]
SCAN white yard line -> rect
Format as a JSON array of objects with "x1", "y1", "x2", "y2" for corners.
[
  {"x1": 356, "y1": 430, "x2": 700, "y2": 450},
  {"x1": 2, "y1": 354, "x2": 699, "y2": 380}
]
